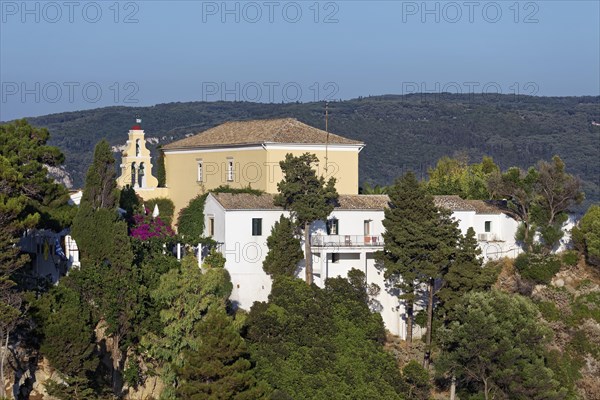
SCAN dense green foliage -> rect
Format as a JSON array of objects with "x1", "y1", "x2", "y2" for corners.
[
  {"x1": 488, "y1": 156, "x2": 583, "y2": 251},
  {"x1": 143, "y1": 197, "x2": 175, "y2": 226},
  {"x1": 0, "y1": 120, "x2": 75, "y2": 398},
  {"x1": 246, "y1": 274, "x2": 403, "y2": 399},
  {"x1": 118, "y1": 185, "x2": 140, "y2": 218},
  {"x1": 177, "y1": 193, "x2": 208, "y2": 242},
  {"x1": 0, "y1": 119, "x2": 74, "y2": 230},
  {"x1": 143, "y1": 253, "x2": 234, "y2": 398},
  {"x1": 68, "y1": 140, "x2": 142, "y2": 395},
  {"x1": 36, "y1": 286, "x2": 99, "y2": 399},
  {"x1": 156, "y1": 146, "x2": 166, "y2": 187},
  {"x1": 400, "y1": 361, "x2": 431, "y2": 400},
  {"x1": 572, "y1": 204, "x2": 600, "y2": 267},
  {"x1": 437, "y1": 291, "x2": 565, "y2": 400},
  {"x1": 426, "y1": 155, "x2": 499, "y2": 199},
  {"x1": 80, "y1": 139, "x2": 118, "y2": 210},
  {"x1": 275, "y1": 153, "x2": 338, "y2": 227},
  {"x1": 436, "y1": 227, "x2": 500, "y2": 323},
  {"x1": 262, "y1": 215, "x2": 303, "y2": 279},
  {"x1": 177, "y1": 306, "x2": 270, "y2": 399},
  {"x1": 514, "y1": 253, "x2": 561, "y2": 285}
]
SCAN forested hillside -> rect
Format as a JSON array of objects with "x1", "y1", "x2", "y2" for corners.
[{"x1": 11, "y1": 94, "x2": 600, "y2": 206}]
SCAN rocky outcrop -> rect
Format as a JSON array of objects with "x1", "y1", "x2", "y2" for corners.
[{"x1": 45, "y1": 165, "x2": 73, "y2": 189}]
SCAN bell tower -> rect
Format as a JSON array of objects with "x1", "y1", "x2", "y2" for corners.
[{"x1": 116, "y1": 118, "x2": 159, "y2": 190}]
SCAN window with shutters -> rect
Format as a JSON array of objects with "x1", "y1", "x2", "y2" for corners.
[{"x1": 326, "y1": 219, "x2": 339, "y2": 235}]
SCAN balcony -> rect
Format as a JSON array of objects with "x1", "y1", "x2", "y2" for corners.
[{"x1": 311, "y1": 234, "x2": 384, "y2": 248}]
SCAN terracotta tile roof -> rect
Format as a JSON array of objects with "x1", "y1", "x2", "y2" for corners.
[
  {"x1": 211, "y1": 193, "x2": 283, "y2": 211},
  {"x1": 433, "y1": 195, "x2": 503, "y2": 214},
  {"x1": 337, "y1": 195, "x2": 389, "y2": 210},
  {"x1": 162, "y1": 118, "x2": 363, "y2": 150},
  {"x1": 210, "y1": 193, "x2": 388, "y2": 211},
  {"x1": 433, "y1": 195, "x2": 475, "y2": 211},
  {"x1": 210, "y1": 193, "x2": 506, "y2": 215}
]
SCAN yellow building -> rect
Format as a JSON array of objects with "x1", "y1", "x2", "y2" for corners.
[{"x1": 117, "y1": 117, "x2": 364, "y2": 218}]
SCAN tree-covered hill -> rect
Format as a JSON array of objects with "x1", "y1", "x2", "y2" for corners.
[{"x1": 9, "y1": 94, "x2": 600, "y2": 205}]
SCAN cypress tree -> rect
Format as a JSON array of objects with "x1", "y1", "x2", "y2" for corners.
[
  {"x1": 263, "y1": 215, "x2": 303, "y2": 279},
  {"x1": 81, "y1": 139, "x2": 117, "y2": 210},
  {"x1": 70, "y1": 140, "x2": 137, "y2": 396},
  {"x1": 156, "y1": 146, "x2": 166, "y2": 187}
]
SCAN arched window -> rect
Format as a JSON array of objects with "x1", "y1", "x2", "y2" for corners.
[
  {"x1": 131, "y1": 162, "x2": 137, "y2": 187},
  {"x1": 135, "y1": 139, "x2": 141, "y2": 157},
  {"x1": 138, "y1": 162, "x2": 145, "y2": 188}
]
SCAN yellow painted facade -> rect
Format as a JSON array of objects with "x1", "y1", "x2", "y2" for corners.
[
  {"x1": 161, "y1": 145, "x2": 360, "y2": 215},
  {"x1": 116, "y1": 120, "x2": 362, "y2": 221}
]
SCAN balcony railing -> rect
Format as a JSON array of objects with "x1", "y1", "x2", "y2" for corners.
[{"x1": 311, "y1": 234, "x2": 384, "y2": 247}]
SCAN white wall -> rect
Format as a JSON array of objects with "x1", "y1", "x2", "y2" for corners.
[{"x1": 204, "y1": 195, "x2": 527, "y2": 339}]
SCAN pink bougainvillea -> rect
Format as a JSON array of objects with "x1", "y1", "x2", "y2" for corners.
[{"x1": 130, "y1": 209, "x2": 175, "y2": 240}]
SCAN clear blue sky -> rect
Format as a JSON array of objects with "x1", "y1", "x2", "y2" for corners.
[{"x1": 1, "y1": 0, "x2": 599, "y2": 120}]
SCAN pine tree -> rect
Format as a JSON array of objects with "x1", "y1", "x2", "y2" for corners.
[
  {"x1": 263, "y1": 215, "x2": 303, "y2": 279},
  {"x1": 274, "y1": 153, "x2": 338, "y2": 285},
  {"x1": 437, "y1": 291, "x2": 565, "y2": 400},
  {"x1": 0, "y1": 119, "x2": 74, "y2": 230},
  {"x1": 437, "y1": 227, "x2": 498, "y2": 324},
  {"x1": 0, "y1": 120, "x2": 73, "y2": 397},
  {"x1": 376, "y1": 173, "x2": 435, "y2": 343},
  {"x1": 375, "y1": 172, "x2": 459, "y2": 350},
  {"x1": 177, "y1": 306, "x2": 270, "y2": 399}
]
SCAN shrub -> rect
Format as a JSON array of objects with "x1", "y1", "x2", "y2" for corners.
[
  {"x1": 203, "y1": 248, "x2": 226, "y2": 269},
  {"x1": 545, "y1": 349, "x2": 582, "y2": 399},
  {"x1": 401, "y1": 360, "x2": 431, "y2": 400},
  {"x1": 536, "y1": 301, "x2": 561, "y2": 322},
  {"x1": 561, "y1": 250, "x2": 579, "y2": 267},
  {"x1": 569, "y1": 330, "x2": 599, "y2": 357},
  {"x1": 569, "y1": 292, "x2": 600, "y2": 325},
  {"x1": 177, "y1": 186, "x2": 265, "y2": 244},
  {"x1": 572, "y1": 205, "x2": 600, "y2": 267},
  {"x1": 130, "y1": 211, "x2": 175, "y2": 240},
  {"x1": 514, "y1": 253, "x2": 561, "y2": 285}
]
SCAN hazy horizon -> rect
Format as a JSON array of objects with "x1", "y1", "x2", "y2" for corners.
[{"x1": 2, "y1": 1, "x2": 599, "y2": 121}]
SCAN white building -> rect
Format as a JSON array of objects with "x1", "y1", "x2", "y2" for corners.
[
  {"x1": 18, "y1": 190, "x2": 82, "y2": 284},
  {"x1": 203, "y1": 192, "x2": 522, "y2": 338}
]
